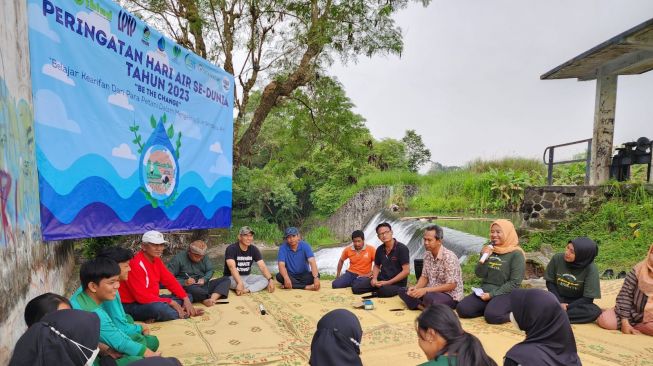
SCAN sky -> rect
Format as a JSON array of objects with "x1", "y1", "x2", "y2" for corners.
[{"x1": 330, "y1": 0, "x2": 653, "y2": 166}]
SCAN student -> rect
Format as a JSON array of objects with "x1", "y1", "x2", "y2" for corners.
[
  {"x1": 545, "y1": 237, "x2": 602, "y2": 323},
  {"x1": 9, "y1": 309, "x2": 101, "y2": 366},
  {"x1": 332, "y1": 230, "x2": 376, "y2": 289},
  {"x1": 352, "y1": 222, "x2": 410, "y2": 297},
  {"x1": 120, "y1": 231, "x2": 199, "y2": 321},
  {"x1": 399, "y1": 225, "x2": 463, "y2": 310},
  {"x1": 96, "y1": 247, "x2": 158, "y2": 349},
  {"x1": 223, "y1": 226, "x2": 275, "y2": 295},
  {"x1": 168, "y1": 240, "x2": 231, "y2": 306},
  {"x1": 309, "y1": 309, "x2": 363, "y2": 366},
  {"x1": 71, "y1": 257, "x2": 161, "y2": 365},
  {"x1": 456, "y1": 219, "x2": 525, "y2": 324},
  {"x1": 415, "y1": 304, "x2": 497, "y2": 366},
  {"x1": 276, "y1": 227, "x2": 321, "y2": 290},
  {"x1": 504, "y1": 289, "x2": 581, "y2": 366},
  {"x1": 24, "y1": 292, "x2": 71, "y2": 327},
  {"x1": 597, "y1": 243, "x2": 653, "y2": 335}
]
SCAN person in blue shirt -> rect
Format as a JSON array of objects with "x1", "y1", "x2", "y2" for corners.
[{"x1": 276, "y1": 227, "x2": 321, "y2": 291}]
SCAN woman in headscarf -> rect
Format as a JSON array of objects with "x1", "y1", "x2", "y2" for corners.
[
  {"x1": 10, "y1": 309, "x2": 101, "y2": 366},
  {"x1": 504, "y1": 289, "x2": 581, "y2": 366},
  {"x1": 456, "y1": 219, "x2": 525, "y2": 324},
  {"x1": 545, "y1": 237, "x2": 602, "y2": 323},
  {"x1": 24, "y1": 292, "x2": 72, "y2": 327},
  {"x1": 597, "y1": 243, "x2": 653, "y2": 335},
  {"x1": 309, "y1": 309, "x2": 363, "y2": 366},
  {"x1": 416, "y1": 304, "x2": 497, "y2": 366}
]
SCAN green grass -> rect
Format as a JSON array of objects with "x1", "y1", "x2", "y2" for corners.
[
  {"x1": 524, "y1": 183, "x2": 653, "y2": 273},
  {"x1": 304, "y1": 226, "x2": 341, "y2": 249}
]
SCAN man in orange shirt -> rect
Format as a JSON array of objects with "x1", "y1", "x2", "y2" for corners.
[{"x1": 332, "y1": 230, "x2": 376, "y2": 290}]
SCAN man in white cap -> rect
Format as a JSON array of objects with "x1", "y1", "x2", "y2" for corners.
[
  {"x1": 168, "y1": 240, "x2": 231, "y2": 306},
  {"x1": 223, "y1": 226, "x2": 275, "y2": 295},
  {"x1": 119, "y1": 230, "x2": 200, "y2": 322}
]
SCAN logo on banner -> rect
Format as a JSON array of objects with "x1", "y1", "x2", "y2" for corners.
[
  {"x1": 142, "y1": 27, "x2": 151, "y2": 46},
  {"x1": 172, "y1": 45, "x2": 182, "y2": 61},
  {"x1": 142, "y1": 146, "x2": 177, "y2": 200},
  {"x1": 117, "y1": 10, "x2": 136, "y2": 37},
  {"x1": 184, "y1": 54, "x2": 195, "y2": 70},
  {"x1": 222, "y1": 76, "x2": 231, "y2": 92},
  {"x1": 157, "y1": 37, "x2": 166, "y2": 52}
]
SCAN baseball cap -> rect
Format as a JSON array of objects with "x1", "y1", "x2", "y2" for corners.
[
  {"x1": 142, "y1": 230, "x2": 168, "y2": 244},
  {"x1": 239, "y1": 226, "x2": 255, "y2": 235},
  {"x1": 284, "y1": 227, "x2": 299, "y2": 237}
]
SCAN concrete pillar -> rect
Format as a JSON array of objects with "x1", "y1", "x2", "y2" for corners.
[{"x1": 589, "y1": 74, "x2": 618, "y2": 185}]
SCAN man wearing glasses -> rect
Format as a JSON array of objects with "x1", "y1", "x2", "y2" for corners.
[{"x1": 352, "y1": 222, "x2": 410, "y2": 297}]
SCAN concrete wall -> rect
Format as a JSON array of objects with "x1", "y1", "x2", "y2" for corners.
[
  {"x1": 520, "y1": 185, "x2": 605, "y2": 229},
  {"x1": 324, "y1": 185, "x2": 417, "y2": 241},
  {"x1": 0, "y1": 1, "x2": 75, "y2": 363}
]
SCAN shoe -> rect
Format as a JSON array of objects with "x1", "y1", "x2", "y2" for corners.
[
  {"x1": 601, "y1": 269, "x2": 614, "y2": 279},
  {"x1": 616, "y1": 271, "x2": 627, "y2": 279}
]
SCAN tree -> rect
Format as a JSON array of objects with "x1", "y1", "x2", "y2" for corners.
[
  {"x1": 122, "y1": 0, "x2": 431, "y2": 170},
  {"x1": 371, "y1": 138, "x2": 407, "y2": 171},
  {"x1": 402, "y1": 129, "x2": 431, "y2": 172}
]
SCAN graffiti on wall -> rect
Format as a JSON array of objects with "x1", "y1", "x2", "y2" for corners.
[{"x1": 0, "y1": 78, "x2": 41, "y2": 247}]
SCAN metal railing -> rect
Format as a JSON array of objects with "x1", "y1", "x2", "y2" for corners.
[{"x1": 542, "y1": 138, "x2": 592, "y2": 185}]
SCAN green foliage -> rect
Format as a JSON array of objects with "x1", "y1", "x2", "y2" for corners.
[
  {"x1": 525, "y1": 183, "x2": 653, "y2": 272},
  {"x1": 467, "y1": 158, "x2": 546, "y2": 175},
  {"x1": 82, "y1": 236, "x2": 122, "y2": 259},
  {"x1": 552, "y1": 162, "x2": 587, "y2": 185},
  {"x1": 304, "y1": 226, "x2": 340, "y2": 248},
  {"x1": 487, "y1": 168, "x2": 542, "y2": 211},
  {"x1": 211, "y1": 219, "x2": 283, "y2": 245},
  {"x1": 370, "y1": 138, "x2": 408, "y2": 171},
  {"x1": 461, "y1": 254, "x2": 482, "y2": 294},
  {"x1": 402, "y1": 129, "x2": 431, "y2": 172}
]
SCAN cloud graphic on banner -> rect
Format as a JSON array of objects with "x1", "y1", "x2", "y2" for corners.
[
  {"x1": 174, "y1": 112, "x2": 200, "y2": 139},
  {"x1": 209, "y1": 154, "x2": 232, "y2": 176},
  {"x1": 209, "y1": 142, "x2": 223, "y2": 154},
  {"x1": 146, "y1": 51, "x2": 174, "y2": 77},
  {"x1": 34, "y1": 89, "x2": 81, "y2": 133},
  {"x1": 112, "y1": 143, "x2": 137, "y2": 160},
  {"x1": 108, "y1": 92, "x2": 134, "y2": 110},
  {"x1": 76, "y1": 10, "x2": 116, "y2": 41},
  {"x1": 42, "y1": 64, "x2": 75, "y2": 85},
  {"x1": 28, "y1": 4, "x2": 60, "y2": 42}
]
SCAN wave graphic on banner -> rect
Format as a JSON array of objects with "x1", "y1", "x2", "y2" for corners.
[
  {"x1": 39, "y1": 175, "x2": 232, "y2": 223},
  {"x1": 40, "y1": 204, "x2": 232, "y2": 240}
]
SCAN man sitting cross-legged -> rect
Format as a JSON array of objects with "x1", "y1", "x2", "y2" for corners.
[
  {"x1": 276, "y1": 227, "x2": 321, "y2": 291},
  {"x1": 168, "y1": 240, "x2": 231, "y2": 306},
  {"x1": 71, "y1": 257, "x2": 161, "y2": 365},
  {"x1": 332, "y1": 230, "x2": 376, "y2": 290},
  {"x1": 120, "y1": 230, "x2": 200, "y2": 322},
  {"x1": 223, "y1": 226, "x2": 276, "y2": 295}
]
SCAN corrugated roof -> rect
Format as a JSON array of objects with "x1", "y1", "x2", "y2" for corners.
[{"x1": 542, "y1": 18, "x2": 653, "y2": 81}]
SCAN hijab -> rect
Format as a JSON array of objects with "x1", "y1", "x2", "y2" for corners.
[
  {"x1": 568, "y1": 237, "x2": 599, "y2": 269},
  {"x1": 309, "y1": 309, "x2": 363, "y2": 366},
  {"x1": 635, "y1": 243, "x2": 653, "y2": 297},
  {"x1": 9, "y1": 309, "x2": 100, "y2": 366},
  {"x1": 130, "y1": 358, "x2": 182, "y2": 366},
  {"x1": 505, "y1": 289, "x2": 581, "y2": 366},
  {"x1": 490, "y1": 219, "x2": 525, "y2": 256}
]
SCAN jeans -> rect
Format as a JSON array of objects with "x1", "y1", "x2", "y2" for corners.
[
  {"x1": 275, "y1": 271, "x2": 316, "y2": 289},
  {"x1": 184, "y1": 277, "x2": 230, "y2": 301},
  {"x1": 123, "y1": 294, "x2": 190, "y2": 322}
]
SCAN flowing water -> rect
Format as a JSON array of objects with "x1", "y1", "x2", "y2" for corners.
[{"x1": 209, "y1": 211, "x2": 520, "y2": 275}]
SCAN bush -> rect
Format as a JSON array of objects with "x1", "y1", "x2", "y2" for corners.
[{"x1": 82, "y1": 235, "x2": 122, "y2": 259}]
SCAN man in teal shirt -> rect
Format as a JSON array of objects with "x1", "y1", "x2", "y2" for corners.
[{"x1": 71, "y1": 257, "x2": 160, "y2": 365}]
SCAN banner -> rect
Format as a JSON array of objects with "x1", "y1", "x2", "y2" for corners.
[{"x1": 27, "y1": 0, "x2": 233, "y2": 240}]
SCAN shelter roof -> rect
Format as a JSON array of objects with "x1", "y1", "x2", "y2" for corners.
[{"x1": 542, "y1": 18, "x2": 653, "y2": 81}]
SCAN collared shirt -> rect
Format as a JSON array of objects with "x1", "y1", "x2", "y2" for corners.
[
  {"x1": 277, "y1": 240, "x2": 314, "y2": 275},
  {"x1": 422, "y1": 246, "x2": 463, "y2": 301},
  {"x1": 340, "y1": 244, "x2": 376, "y2": 275},
  {"x1": 374, "y1": 239, "x2": 410, "y2": 286}
]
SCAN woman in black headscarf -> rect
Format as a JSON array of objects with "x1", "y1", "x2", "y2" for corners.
[
  {"x1": 544, "y1": 237, "x2": 602, "y2": 323},
  {"x1": 309, "y1": 309, "x2": 363, "y2": 366},
  {"x1": 10, "y1": 309, "x2": 100, "y2": 366},
  {"x1": 504, "y1": 289, "x2": 581, "y2": 366}
]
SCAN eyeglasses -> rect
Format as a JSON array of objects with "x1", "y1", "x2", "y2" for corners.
[{"x1": 377, "y1": 230, "x2": 391, "y2": 237}]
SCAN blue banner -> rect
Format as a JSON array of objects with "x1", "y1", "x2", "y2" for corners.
[{"x1": 27, "y1": 0, "x2": 233, "y2": 240}]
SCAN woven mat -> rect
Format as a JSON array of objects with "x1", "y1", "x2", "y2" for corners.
[{"x1": 149, "y1": 280, "x2": 653, "y2": 365}]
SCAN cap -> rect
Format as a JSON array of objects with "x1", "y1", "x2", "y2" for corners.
[
  {"x1": 284, "y1": 227, "x2": 299, "y2": 237},
  {"x1": 239, "y1": 226, "x2": 255, "y2": 235},
  {"x1": 142, "y1": 230, "x2": 168, "y2": 244}
]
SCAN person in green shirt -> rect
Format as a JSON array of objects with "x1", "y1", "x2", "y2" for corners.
[
  {"x1": 456, "y1": 219, "x2": 526, "y2": 324},
  {"x1": 70, "y1": 257, "x2": 161, "y2": 365},
  {"x1": 545, "y1": 237, "x2": 602, "y2": 324},
  {"x1": 415, "y1": 304, "x2": 497, "y2": 366}
]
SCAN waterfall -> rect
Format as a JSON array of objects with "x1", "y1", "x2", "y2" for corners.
[{"x1": 313, "y1": 210, "x2": 487, "y2": 274}]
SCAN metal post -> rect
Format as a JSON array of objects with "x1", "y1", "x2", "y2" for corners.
[
  {"x1": 585, "y1": 140, "x2": 592, "y2": 185},
  {"x1": 547, "y1": 147, "x2": 554, "y2": 186}
]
